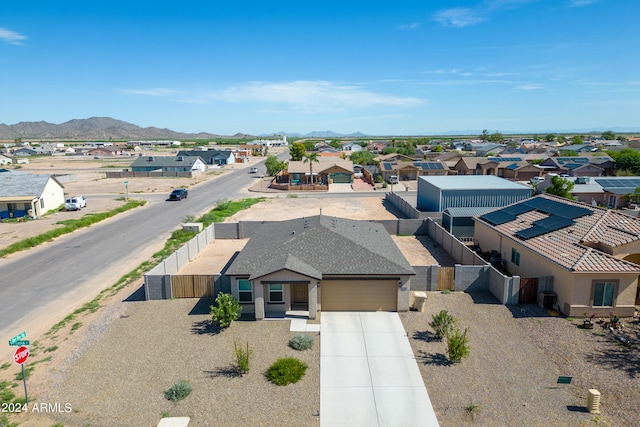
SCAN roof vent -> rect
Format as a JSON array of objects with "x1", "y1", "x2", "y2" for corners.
[
  {"x1": 147, "y1": 156, "x2": 154, "y2": 162},
  {"x1": 177, "y1": 156, "x2": 183, "y2": 161}
]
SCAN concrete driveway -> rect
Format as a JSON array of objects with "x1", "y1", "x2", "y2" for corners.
[{"x1": 320, "y1": 312, "x2": 439, "y2": 427}]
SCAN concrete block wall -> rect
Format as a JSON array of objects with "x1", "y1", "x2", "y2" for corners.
[
  {"x1": 455, "y1": 265, "x2": 490, "y2": 292},
  {"x1": 186, "y1": 237, "x2": 198, "y2": 262},
  {"x1": 409, "y1": 266, "x2": 432, "y2": 291},
  {"x1": 214, "y1": 223, "x2": 240, "y2": 239}
]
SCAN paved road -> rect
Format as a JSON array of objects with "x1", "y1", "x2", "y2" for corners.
[{"x1": 1, "y1": 158, "x2": 275, "y2": 347}]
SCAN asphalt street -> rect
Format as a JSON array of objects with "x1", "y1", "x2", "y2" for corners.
[{"x1": 1, "y1": 158, "x2": 271, "y2": 347}]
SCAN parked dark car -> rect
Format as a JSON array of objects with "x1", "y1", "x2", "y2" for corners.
[{"x1": 169, "y1": 188, "x2": 188, "y2": 200}]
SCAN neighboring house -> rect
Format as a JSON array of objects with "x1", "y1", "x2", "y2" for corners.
[
  {"x1": 474, "y1": 194, "x2": 640, "y2": 316},
  {"x1": 0, "y1": 171, "x2": 65, "y2": 218},
  {"x1": 13, "y1": 148, "x2": 38, "y2": 157},
  {"x1": 463, "y1": 143, "x2": 506, "y2": 156},
  {"x1": 313, "y1": 144, "x2": 341, "y2": 154},
  {"x1": 558, "y1": 144, "x2": 597, "y2": 154},
  {"x1": 539, "y1": 156, "x2": 612, "y2": 176},
  {"x1": 277, "y1": 158, "x2": 355, "y2": 186},
  {"x1": 130, "y1": 155, "x2": 206, "y2": 172},
  {"x1": 340, "y1": 142, "x2": 362, "y2": 152},
  {"x1": 224, "y1": 215, "x2": 416, "y2": 320},
  {"x1": 87, "y1": 147, "x2": 123, "y2": 157},
  {"x1": 417, "y1": 175, "x2": 532, "y2": 212},
  {"x1": 177, "y1": 149, "x2": 235, "y2": 165},
  {"x1": 366, "y1": 141, "x2": 388, "y2": 154},
  {"x1": 374, "y1": 153, "x2": 415, "y2": 163},
  {"x1": 379, "y1": 160, "x2": 448, "y2": 182},
  {"x1": 0, "y1": 154, "x2": 12, "y2": 165}
]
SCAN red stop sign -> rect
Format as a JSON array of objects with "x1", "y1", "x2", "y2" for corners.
[{"x1": 14, "y1": 346, "x2": 29, "y2": 365}]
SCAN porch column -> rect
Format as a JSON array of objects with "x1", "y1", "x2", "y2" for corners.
[
  {"x1": 308, "y1": 281, "x2": 318, "y2": 320},
  {"x1": 254, "y1": 283, "x2": 265, "y2": 320}
]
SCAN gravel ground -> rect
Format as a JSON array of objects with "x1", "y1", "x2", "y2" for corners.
[
  {"x1": 401, "y1": 292, "x2": 639, "y2": 427},
  {"x1": 28, "y1": 298, "x2": 320, "y2": 427}
]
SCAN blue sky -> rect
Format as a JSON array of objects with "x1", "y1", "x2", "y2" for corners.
[{"x1": 1, "y1": 0, "x2": 638, "y2": 136}]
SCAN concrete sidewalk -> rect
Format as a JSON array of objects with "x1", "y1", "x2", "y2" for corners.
[{"x1": 320, "y1": 312, "x2": 439, "y2": 427}]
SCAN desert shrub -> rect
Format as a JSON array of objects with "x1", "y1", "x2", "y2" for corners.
[
  {"x1": 210, "y1": 292, "x2": 242, "y2": 328},
  {"x1": 289, "y1": 334, "x2": 314, "y2": 351},
  {"x1": 429, "y1": 309, "x2": 458, "y2": 340},
  {"x1": 164, "y1": 381, "x2": 192, "y2": 402},
  {"x1": 447, "y1": 327, "x2": 470, "y2": 363},
  {"x1": 374, "y1": 174, "x2": 383, "y2": 183},
  {"x1": 266, "y1": 357, "x2": 308, "y2": 385},
  {"x1": 234, "y1": 341, "x2": 252, "y2": 375}
]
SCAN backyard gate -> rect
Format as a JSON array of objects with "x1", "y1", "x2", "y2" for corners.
[
  {"x1": 171, "y1": 275, "x2": 215, "y2": 298},
  {"x1": 436, "y1": 267, "x2": 455, "y2": 291},
  {"x1": 519, "y1": 277, "x2": 539, "y2": 304}
]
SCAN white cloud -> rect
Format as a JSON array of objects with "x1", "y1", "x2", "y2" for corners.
[
  {"x1": 434, "y1": 8, "x2": 485, "y2": 28},
  {"x1": 397, "y1": 22, "x2": 420, "y2": 30},
  {"x1": 121, "y1": 88, "x2": 179, "y2": 96},
  {"x1": 568, "y1": 0, "x2": 599, "y2": 6},
  {"x1": 0, "y1": 28, "x2": 27, "y2": 45},
  {"x1": 516, "y1": 84, "x2": 543, "y2": 90},
  {"x1": 210, "y1": 81, "x2": 424, "y2": 112}
]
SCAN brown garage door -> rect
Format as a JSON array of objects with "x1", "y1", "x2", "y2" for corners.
[{"x1": 321, "y1": 279, "x2": 397, "y2": 311}]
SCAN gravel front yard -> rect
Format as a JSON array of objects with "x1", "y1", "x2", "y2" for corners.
[
  {"x1": 29, "y1": 298, "x2": 320, "y2": 427},
  {"x1": 401, "y1": 292, "x2": 639, "y2": 427}
]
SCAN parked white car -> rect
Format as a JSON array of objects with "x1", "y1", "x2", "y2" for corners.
[
  {"x1": 65, "y1": 196, "x2": 87, "y2": 211},
  {"x1": 530, "y1": 176, "x2": 544, "y2": 185},
  {"x1": 387, "y1": 175, "x2": 399, "y2": 184}
]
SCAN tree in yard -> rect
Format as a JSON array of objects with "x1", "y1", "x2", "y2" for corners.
[
  {"x1": 303, "y1": 140, "x2": 315, "y2": 151},
  {"x1": 601, "y1": 130, "x2": 616, "y2": 140},
  {"x1": 607, "y1": 148, "x2": 640, "y2": 175},
  {"x1": 571, "y1": 135, "x2": 584, "y2": 145},
  {"x1": 480, "y1": 129, "x2": 489, "y2": 142},
  {"x1": 329, "y1": 140, "x2": 341, "y2": 149},
  {"x1": 545, "y1": 175, "x2": 575, "y2": 200},
  {"x1": 289, "y1": 142, "x2": 306, "y2": 161},
  {"x1": 265, "y1": 155, "x2": 287, "y2": 176},
  {"x1": 544, "y1": 133, "x2": 556, "y2": 142},
  {"x1": 303, "y1": 152, "x2": 320, "y2": 184},
  {"x1": 210, "y1": 293, "x2": 242, "y2": 328},
  {"x1": 432, "y1": 145, "x2": 443, "y2": 153},
  {"x1": 488, "y1": 132, "x2": 504, "y2": 143},
  {"x1": 349, "y1": 150, "x2": 375, "y2": 165}
]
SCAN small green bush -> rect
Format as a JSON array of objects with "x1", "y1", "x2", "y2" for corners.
[
  {"x1": 447, "y1": 327, "x2": 471, "y2": 363},
  {"x1": 210, "y1": 293, "x2": 242, "y2": 328},
  {"x1": 164, "y1": 381, "x2": 192, "y2": 402},
  {"x1": 429, "y1": 310, "x2": 458, "y2": 340},
  {"x1": 234, "y1": 341, "x2": 252, "y2": 375},
  {"x1": 266, "y1": 357, "x2": 308, "y2": 385},
  {"x1": 289, "y1": 334, "x2": 314, "y2": 351}
]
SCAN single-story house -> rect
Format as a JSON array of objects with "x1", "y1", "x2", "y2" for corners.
[
  {"x1": 0, "y1": 154, "x2": 12, "y2": 165},
  {"x1": 379, "y1": 160, "x2": 448, "y2": 182},
  {"x1": 340, "y1": 142, "x2": 362, "y2": 152},
  {"x1": 538, "y1": 157, "x2": 611, "y2": 176},
  {"x1": 87, "y1": 147, "x2": 124, "y2": 157},
  {"x1": 558, "y1": 144, "x2": 598, "y2": 154},
  {"x1": 0, "y1": 171, "x2": 65, "y2": 219},
  {"x1": 474, "y1": 194, "x2": 640, "y2": 317},
  {"x1": 224, "y1": 215, "x2": 416, "y2": 320},
  {"x1": 130, "y1": 155, "x2": 206, "y2": 173},
  {"x1": 276, "y1": 158, "x2": 355, "y2": 186},
  {"x1": 177, "y1": 149, "x2": 235, "y2": 165},
  {"x1": 13, "y1": 148, "x2": 38, "y2": 157},
  {"x1": 366, "y1": 141, "x2": 388, "y2": 154}
]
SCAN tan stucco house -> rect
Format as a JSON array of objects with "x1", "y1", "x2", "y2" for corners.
[
  {"x1": 474, "y1": 194, "x2": 640, "y2": 317},
  {"x1": 224, "y1": 216, "x2": 415, "y2": 320}
]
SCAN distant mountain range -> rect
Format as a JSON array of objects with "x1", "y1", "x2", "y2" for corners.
[
  {"x1": 0, "y1": 117, "x2": 636, "y2": 140},
  {"x1": 0, "y1": 117, "x2": 222, "y2": 140}
]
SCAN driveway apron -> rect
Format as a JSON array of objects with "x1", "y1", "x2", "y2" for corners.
[{"x1": 320, "y1": 312, "x2": 439, "y2": 426}]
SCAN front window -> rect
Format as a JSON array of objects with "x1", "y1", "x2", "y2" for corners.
[
  {"x1": 593, "y1": 281, "x2": 615, "y2": 307},
  {"x1": 238, "y1": 280, "x2": 253, "y2": 302},
  {"x1": 268, "y1": 284, "x2": 284, "y2": 303}
]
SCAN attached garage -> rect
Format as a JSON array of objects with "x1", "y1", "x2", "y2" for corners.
[
  {"x1": 329, "y1": 172, "x2": 353, "y2": 183},
  {"x1": 321, "y1": 279, "x2": 398, "y2": 311}
]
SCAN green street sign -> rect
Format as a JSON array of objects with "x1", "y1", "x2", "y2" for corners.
[
  {"x1": 8, "y1": 332, "x2": 27, "y2": 346},
  {"x1": 10, "y1": 340, "x2": 30, "y2": 346},
  {"x1": 9, "y1": 332, "x2": 26, "y2": 342}
]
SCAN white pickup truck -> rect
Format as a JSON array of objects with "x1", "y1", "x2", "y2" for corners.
[{"x1": 65, "y1": 196, "x2": 87, "y2": 211}]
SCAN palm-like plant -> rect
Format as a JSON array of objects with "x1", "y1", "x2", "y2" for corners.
[{"x1": 303, "y1": 152, "x2": 320, "y2": 184}]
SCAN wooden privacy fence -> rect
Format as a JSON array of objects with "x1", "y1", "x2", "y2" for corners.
[
  {"x1": 519, "y1": 277, "x2": 538, "y2": 304},
  {"x1": 437, "y1": 267, "x2": 455, "y2": 291},
  {"x1": 171, "y1": 275, "x2": 215, "y2": 298}
]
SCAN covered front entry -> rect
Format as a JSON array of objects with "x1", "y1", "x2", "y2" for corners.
[
  {"x1": 321, "y1": 279, "x2": 398, "y2": 311},
  {"x1": 291, "y1": 283, "x2": 309, "y2": 310}
]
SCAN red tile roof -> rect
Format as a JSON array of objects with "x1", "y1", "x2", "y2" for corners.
[{"x1": 477, "y1": 194, "x2": 640, "y2": 272}]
